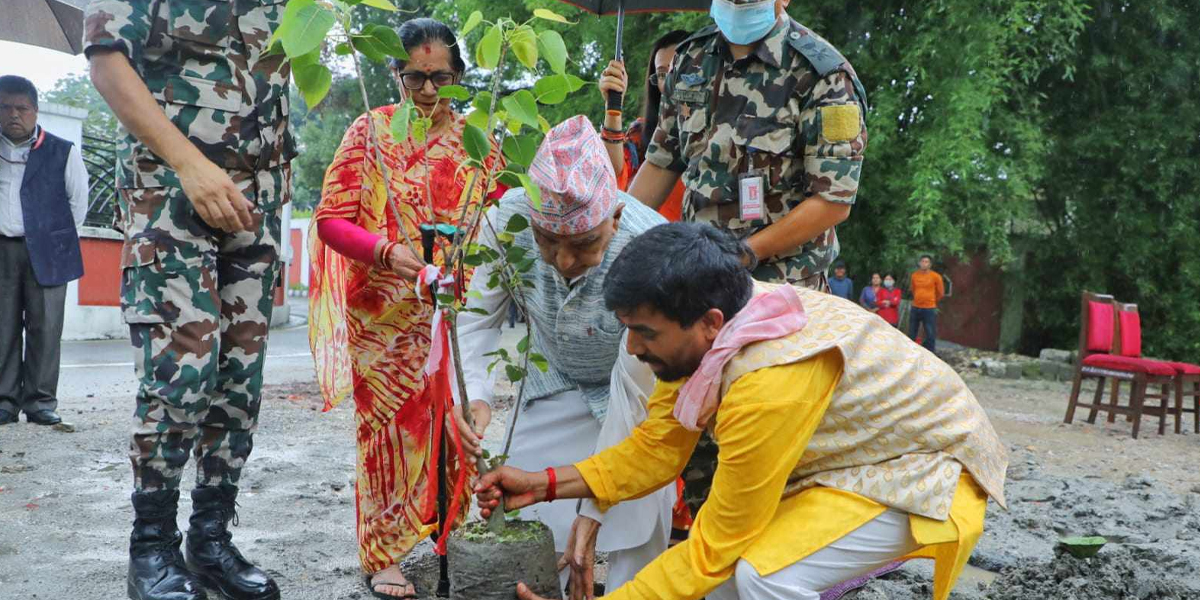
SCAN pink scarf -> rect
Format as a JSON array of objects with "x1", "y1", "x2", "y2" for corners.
[{"x1": 675, "y1": 285, "x2": 809, "y2": 431}]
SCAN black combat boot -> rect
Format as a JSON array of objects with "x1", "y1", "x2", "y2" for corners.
[
  {"x1": 185, "y1": 484, "x2": 280, "y2": 600},
  {"x1": 128, "y1": 489, "x2": 208, "y2": 600}
]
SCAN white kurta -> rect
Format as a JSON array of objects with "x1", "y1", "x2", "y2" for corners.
[{"x1": 456, "y1": 260, "x2": 674, "y2": 590}]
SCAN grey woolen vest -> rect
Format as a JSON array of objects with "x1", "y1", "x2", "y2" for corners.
[{"x1": 485, "y1": 189, "x2": 666, "y2": 420}]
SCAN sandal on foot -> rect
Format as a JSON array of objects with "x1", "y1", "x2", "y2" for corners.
[{"x1": 365, "y1": 573, "x2": 419, "y2": 600}]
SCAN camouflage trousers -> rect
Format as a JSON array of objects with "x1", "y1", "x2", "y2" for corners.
[
  {"x1": 680, "y1": 258, "x2": 828, "y2": 515},
  {"x1": 119, "y1": 166, "x2": 288, "y2": 492}
]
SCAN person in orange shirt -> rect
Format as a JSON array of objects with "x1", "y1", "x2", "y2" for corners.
[{"x1": 908, "y1": 255, "x2": 945, "y2": 352}]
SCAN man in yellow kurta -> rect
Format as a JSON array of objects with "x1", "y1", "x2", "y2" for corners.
[{"x1": 476, "y1": 223, "x2": 1008, "y2": 600}]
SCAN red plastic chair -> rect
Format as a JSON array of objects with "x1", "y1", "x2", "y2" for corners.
[
  {"x1": 1063, "y1": 292, "x2": 1176, "y2": 438},
  {"x1": 1112, "y1": 302, "x2": 1200, "y2": 434}
]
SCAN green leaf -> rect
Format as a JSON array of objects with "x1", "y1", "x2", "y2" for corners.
[
  {"x1": 462, "y1": 123, "x2": 490, "y2": 162},
  {"x1": 505, "y1": 364, "x2": 525, "y2": 382},
  {"x1": 356, "y1": 23, "x2": 408, "y2": 61},
  {"x1": 537, "y1": 30, "x2": 568, "y2": 75},
  {"x1": 505, "y1": 213, "x2": 530, "y2": 233},
  {"x1": 510, "y1": 26, "x2": 539, "y2": 70},
  {"x1": 501, "y1": 134, "x2": 539, "y2": 168},
  {"x1": 506, "y1": 245, "x2": 527, "y2": 263},
  {"x1": 280, "y1": 0, "x2": 335, "y2": 58},
  {"x1": 293, "y1": 63, "x2": 332, "y2": 108},
  {"x1": 334, "y1": 42, "x2": 354, "y2": 56},
  {"x1": 292, "y1": 48, "x2": 321, "y2": 69},
  {"x1": 517, "y1": 173, "x2": 541, "y2": 209},
  {"x1": 438, "y1": 85, "x2": 471, "y2": 101},
  {"x1": 497, "y1": 170, "x2": 523, "y2": 189},
  {"x1": 466, "y1": 108, "x2": 490, "y2": 131},
  {"x1": 517, "y1": 335, "x2": 529, "y2": 353},
  {"x1": 359, "y1": 0, "x2": 396, "y2": 10},
  {"x1": 537, "y1": 115, "x2": 552, "y2": 134},
  {"x1": 476, "y1": 24, "x2": 503, "y2": 70},
  {"x1": 390, "y1": 100, "x2": 412, "y2": 142},
  {"x1": 472, "y1": 91, "x2": 493, "y2": 112},
  {"x1": 533, "y1": 74, "x2": 572, "y2": 105},
  {"x1": 497, "y1": 231, "x2": 515, "y2": 244},
  {"x1": 502, "y1": 90, "x2": 540, "y2": 129},
  {"x1": 530, "y1": 353, "x2": 550, "y2": 373},
  {"x1": 435, "y1": 293, "x2": 457, "y2": 306},
  {"x1": 564, "y1": 74, "x2": 587, "y2": 92},
  {"x1": 466, "y1": 290, "x2": 484, "y2": 300},
  {"x1": 411, "y1": 117, "x2": 429, "y2": 144},
  {"x1": 462, "y1": 11, "x2": 484, "y2": 37},
  {"x1": 532, "y1": 8, "x2": 573, "y2": 24},
  {"x1": 516, "y1": 257, "x2": 537, "y2": 272}
]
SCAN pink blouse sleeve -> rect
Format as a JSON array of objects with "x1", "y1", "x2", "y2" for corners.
[{"x1": 316, "y1": 217, "x2": 382, "y2": 265}]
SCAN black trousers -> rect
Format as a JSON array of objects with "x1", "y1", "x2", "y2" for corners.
[{"x1": 0, "y1": 236, "x2": 66, "y2": 414}]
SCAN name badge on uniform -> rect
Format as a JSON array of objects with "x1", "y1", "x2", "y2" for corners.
[
  {"x1": 672, "y1": 72, "x2": 709, "y2": 104},
  {"x1": 739, "y1": 170, "x2": 765, "y2": 221}
]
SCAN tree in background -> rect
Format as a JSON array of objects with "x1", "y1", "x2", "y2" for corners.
[
  {"x1": 43, "y1": 73, "x2": 119, "y2": 139},
  {"x1": 1023, "y1": 0, "x2": 1200, "y2": 362}
]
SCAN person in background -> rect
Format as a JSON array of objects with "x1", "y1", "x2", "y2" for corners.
[
  {"x1": 859, "y1": 272, "x2": 881, "y2": 313},
  {"x1": 597, "y1": 30, "x2": 690, "y2": 221},
  {"x1": 828, "y1": 261, "x2": 853, "y2": 300},
  {"x1": 908, "y1": 255, "x2": 944, "y2": 351},
  {"x1": 308, "y1": 18, "x2": 505, "y2": 600},
  {"x1": 0, "y1": 75, "x2": 88, "y2": 428},
  {"x1": 876, "y1": 273, "x2": 901, "y2": 327}
]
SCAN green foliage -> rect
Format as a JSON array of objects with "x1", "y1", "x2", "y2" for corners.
[
  {"x1": 1021, "y1": 0, "x2": 1200, "y2": 363},
  {"x1": 43, "y1": 74, "x2": 118, "y2": 139}
]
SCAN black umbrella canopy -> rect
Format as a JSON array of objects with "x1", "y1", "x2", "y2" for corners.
[
  {"x1": 1, "y1": 0, "x2": 85, "y2": 55},
  {"x1": 555, "y1": 0, "x2": 710, "y2": 111},
  {"x1": 558, "y1": 0, "x2": 710, "y2": 15}
]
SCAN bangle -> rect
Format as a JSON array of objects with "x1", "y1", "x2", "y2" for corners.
[
  {"x1": 374, "y1": 240, "x2": 389, "y2": 269},
  {"x1": 543, "y1": 467, "x2": 557, "y2": 503},
  {"x1": 602, "y1": 137, "x2": 625, "y2": 145},
  {"x1": 602, "y1": 126, "x2": 625, "y2": 136}
]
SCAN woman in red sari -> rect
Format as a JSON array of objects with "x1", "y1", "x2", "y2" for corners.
[{"x1": 307, "y1": 18, "x2": 503, "y2": 599}]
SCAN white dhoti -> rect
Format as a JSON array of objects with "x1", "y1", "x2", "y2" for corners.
[{"x1": 706, "y1": 509, "x2": 918, "y2": 600}]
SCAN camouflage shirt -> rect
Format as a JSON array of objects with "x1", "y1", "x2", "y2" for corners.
[
  {"x1": 84, "y1": 0, "x2": 296, "y2": 188},
  {"x1": 646, "y1": 18, "x2": 868, "y2": 279}
]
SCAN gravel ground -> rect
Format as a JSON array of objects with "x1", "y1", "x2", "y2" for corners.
[{"x1": 3, "y1": 356, "x2": 1200, "y2": 599}]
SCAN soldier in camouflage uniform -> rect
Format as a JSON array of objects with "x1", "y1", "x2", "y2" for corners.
[
  {"x1": 626, "y1": 0, "x2": 868, "y2": 517},
  {"x1": 85, "y1": 1, "x2": 293, "y2": 599}
]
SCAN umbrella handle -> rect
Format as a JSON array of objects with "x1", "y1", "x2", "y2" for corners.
[
  {"x1": 606, "y1": 90, "x2": 623, "y2": 114},
  {"x1": 608, "y1": 0, "x2": 625, "y2": 115}
]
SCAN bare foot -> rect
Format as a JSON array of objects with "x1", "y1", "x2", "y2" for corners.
[{"x1": 370, "y1": 564, "x2": 416, "y2": 599}]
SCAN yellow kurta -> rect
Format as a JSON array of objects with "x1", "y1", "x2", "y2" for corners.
[{"x1": 576, "y1": 352, "x2": 988, "y2": 600}]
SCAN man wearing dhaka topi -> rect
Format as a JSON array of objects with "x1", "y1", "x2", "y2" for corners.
[{"x1": 476, "y1": 222, "x2": 1008, "y2": 600}]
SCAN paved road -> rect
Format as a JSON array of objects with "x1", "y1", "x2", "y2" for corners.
[{"x1": 58, "y1": 297, "x2": 316, "y2": 402}]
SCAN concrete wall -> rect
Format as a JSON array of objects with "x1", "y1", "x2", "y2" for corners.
[{"x1": 37, "y1": 102, "x2": 86, "y2": 145}]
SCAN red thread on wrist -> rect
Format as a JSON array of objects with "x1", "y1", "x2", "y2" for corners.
[{"x1": 544, "y1": 467, "x2": 557, "y2": 503}]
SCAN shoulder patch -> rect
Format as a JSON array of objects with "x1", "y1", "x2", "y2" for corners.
[
  {"x1": 820, "y1": 105, "x2": 861, "y2": 143},
  {"x1": 785, "y1": 21, "x2": 849, "y2": 77}
]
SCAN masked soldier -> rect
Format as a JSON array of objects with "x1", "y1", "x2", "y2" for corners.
[
  {"x1": 85, "y1": 1, "x2": 294, "y2": 599},
  {"x1": 627, "y1": 0, "x2": 868, "y2": 291}
]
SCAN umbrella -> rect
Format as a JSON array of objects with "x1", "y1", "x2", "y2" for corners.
[
  {"x1": 2, "y1": 0, "x2": 86, "y2": 55},
  {"x1": 556, "y1": 0, "x2": 710, "y2": 113}
]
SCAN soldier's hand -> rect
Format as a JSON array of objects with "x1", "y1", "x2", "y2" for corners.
[
  {"x1": 178, "y1": 157, "x2": 254, "y2": 232},
  {"x1": 386, "y1": 243, "x2": 425, "y2": 281},
  {"x1": 447, "y1": 400, "x2": 490, "y2": 457},
  {"x1": 598, "y1": 59, "x2": 628, "y2": 98}
]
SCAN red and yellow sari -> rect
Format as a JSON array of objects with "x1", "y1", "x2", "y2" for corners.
[{"x1": 308, "y1": 105, "x2": 502, "y2": 573}]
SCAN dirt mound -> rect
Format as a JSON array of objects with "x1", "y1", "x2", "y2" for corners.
[{"x1": 985, "y1": 546, "x2": 1190, "y2": 599}]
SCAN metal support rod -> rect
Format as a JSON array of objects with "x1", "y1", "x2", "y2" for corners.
[{"x1": 606, "y1": 0, "x2": 626, "y2": 113}]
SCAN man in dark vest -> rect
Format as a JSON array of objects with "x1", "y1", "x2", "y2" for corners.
[{"x1": 0, "y1": 75, "x2": 89, "y2": 427}]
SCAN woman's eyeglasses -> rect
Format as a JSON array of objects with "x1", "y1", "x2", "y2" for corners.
[
  {"x1": 647, "y1": 70, "x2": 669, "y2": 88},
  {"x1": 397, "y1": 71, "x2": 457, "y2": 91}
]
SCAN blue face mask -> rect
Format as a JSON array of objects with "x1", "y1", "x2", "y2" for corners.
[{"x1": 710, "y1": 0, "x2": 778, "y2": 46}]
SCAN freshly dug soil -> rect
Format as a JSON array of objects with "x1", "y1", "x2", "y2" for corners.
[
  {"x1": 447, "y1": 520, "x2": 562, "y2": 600},
  {"x1": 983, "y1": 546, "x2": 1189, "y2": 600}
]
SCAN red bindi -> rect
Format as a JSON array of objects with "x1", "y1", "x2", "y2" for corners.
[{"x1": 422, "y1": 44, "x2": 432, "y2": 55}]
